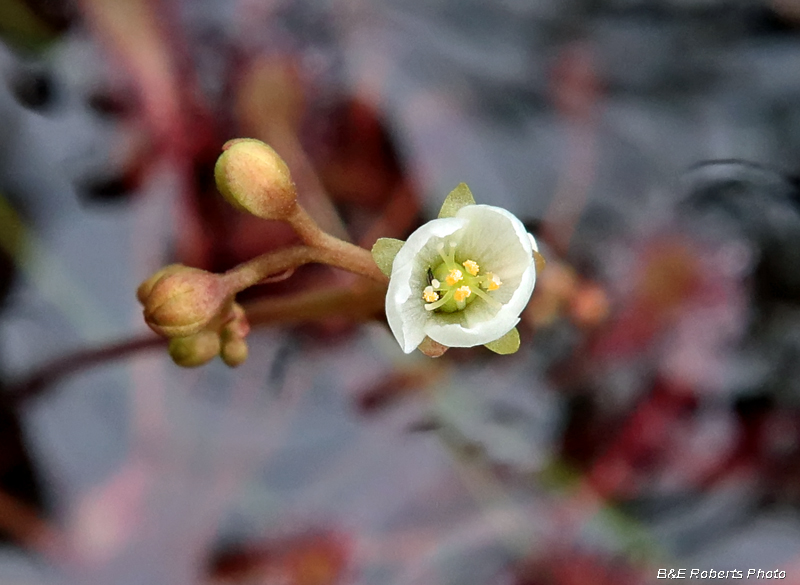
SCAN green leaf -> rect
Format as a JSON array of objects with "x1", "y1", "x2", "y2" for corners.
[
  {"x1": 371, "y1": 238, "x2": 405, "y2": 277},
  {"x1": 484, "y1": 327, "x2": 520, "y2": 355},
  {"x1": 437, "y1": 183, "x2": 476, "y2": 218}
]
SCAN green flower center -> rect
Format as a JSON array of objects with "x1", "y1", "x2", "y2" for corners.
[{"x1": 422, "y1": 242, "x2": 503, "y2": 313}]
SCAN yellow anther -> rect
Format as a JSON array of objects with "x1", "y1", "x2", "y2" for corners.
[
  {"x1": 462, "y1": 259, "x2": 479, "y2": 276},
  {"x1": 453, "y1": 286, "x2": 472, "y2": 302},
  {"x1": 485, "y1": 273, "x2": 502, "y2": 291},
  {"x1": 423, "y1": 286, "x2": 439, "y2": 303},
  {"x1": 446, "y1": 269, "x2": 463, "y2": 286}
]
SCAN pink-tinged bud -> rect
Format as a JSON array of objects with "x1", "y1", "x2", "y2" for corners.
[
  {"x1": 221, "y1": 337, "x2": 248, "y2": 367},
  {"x1": 168, "y1": 331, "x2": 221, "y2": 368},
  {"x1": 142, "y1": 267, "x2": 230, "y2": 338},
  {"x1": 222, "y1": 302, "x2": 250, "y2": 339},
  {"x1": 136, "y1": 264, "x2": 185, "y2": 305},
  {"x1": 215, "y1": 138, "x2": 297, "y2": 220}
]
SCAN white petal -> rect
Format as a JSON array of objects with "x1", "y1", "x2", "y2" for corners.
[
  {"x1": 420, "y1": 205, "x2": 536, "y2": 348},
  {"x1": 453, "y1": 205, "x2": 534, "y2": 302},
  {"x1": 528, "y1": 232, "x2": 539, "y2": 252},
  {"x1": 455, "y1": 205, "x2": 532, "y2": 256},
  {"x1": 386, "y1": 217, "x2": 466, "y2": 353},
  {"x1": 387, "y1": 292, "x2": 428, "y2": 353},
  {"x1": 425, "y1": 316, "x2": 520, "y2": 348}
]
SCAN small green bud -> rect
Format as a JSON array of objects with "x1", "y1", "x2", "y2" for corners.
[
  {"x1": 142, "y1": 267, "x2": 230, "y2": 338},
  {"x1": 215, "y1": 138, "x2": 297, "y2": 220},
  {"x1": 221, "y1": 337, "x2": 249, "y2": 368},
  {"x1": 168, "y1": 330, "x2": 221, "y2": 368}
]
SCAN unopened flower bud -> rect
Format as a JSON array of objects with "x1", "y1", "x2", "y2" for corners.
[
  {"x1": 136, "y1": 264, "x2": 184, "y2": 305},
  {"x1": 222, "y1": 302, "x2": 250, "y2": 339},
  {"x1": 214, "y1": 138, "x2": 297, "y2": 220},
  {"x1": 168, "y1": 330, "x2": 221, "y2": 368},
  {"x1": 143, "y1": 267, "x2": 230, "y2": 338},
  {"x1": 221, "y1": 337, "x2": 249, "y2": 368}
]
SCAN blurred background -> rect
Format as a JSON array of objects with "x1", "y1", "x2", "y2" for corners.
[{"x1": 2, "y1": 0, "x2": 800, "y2": 583}]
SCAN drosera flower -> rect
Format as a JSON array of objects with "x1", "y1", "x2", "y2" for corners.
[{"x1": 372, "y1": 184, "x2": 543, "y2": 356}]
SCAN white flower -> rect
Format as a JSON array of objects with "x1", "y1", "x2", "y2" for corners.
[{"x1": 376, "y1": 186, "x2": 539, "y2": 355}]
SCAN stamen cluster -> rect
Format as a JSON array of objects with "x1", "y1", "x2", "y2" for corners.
[{"x1": 422, "y1": 242, "x2": 503, "y2": 313}]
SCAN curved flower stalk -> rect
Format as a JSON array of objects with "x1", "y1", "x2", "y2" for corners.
[{"x1": 372, "y1": 184, "x2": 543, "y2": 356}]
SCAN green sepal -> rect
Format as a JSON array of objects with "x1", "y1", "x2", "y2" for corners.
[
  {"x1": 371, "y1": 237, "x2": 405, "y2": 277},
  {"x1": 438, "y1": 183, "x2": 476, "y2": 218},
  {"x1": 484, "y1": 327, "x2": 520, "y2": 355}
]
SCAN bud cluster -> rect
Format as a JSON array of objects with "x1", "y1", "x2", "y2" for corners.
[
  {"x1": 138, "y1": 137, "x2": 401, "y2": 368},
  {"x1": 137, "y1": 264, "x2": 251, "y2": 368}
]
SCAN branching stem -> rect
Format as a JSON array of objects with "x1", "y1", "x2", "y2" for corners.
[{"x1": 221, "y1": 205, "x2": 387, "y2": 293}]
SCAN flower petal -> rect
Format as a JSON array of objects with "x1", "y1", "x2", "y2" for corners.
[
  {"x1": 454, "y1": 205, "x2": 534, "y2": 303},
  {"x1": 385, "y1": 217, "x2": 466, "y2": 353},
  {"x1": 424, "y1": 314, "x2": 520, "y2": 348},
  {"x1": 422, "y1": 205, "x2": 537, "y2": 348}
]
